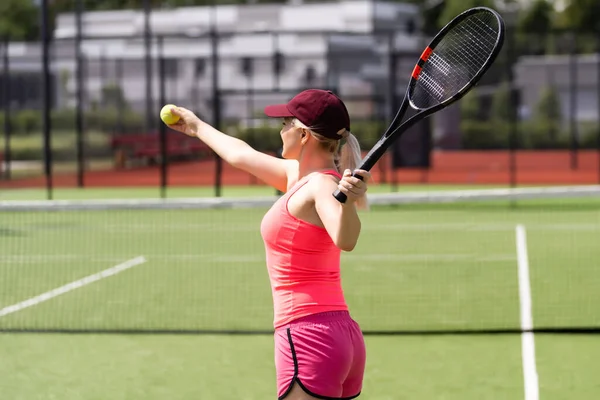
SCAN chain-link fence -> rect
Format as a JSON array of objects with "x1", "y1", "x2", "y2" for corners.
[{"x1": 1, "y1": 9, "x2": 599, "y2": 196}]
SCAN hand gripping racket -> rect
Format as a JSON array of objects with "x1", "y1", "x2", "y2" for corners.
[{"x1": 333, "y1": 7, "x2": 505, "y2": 203}]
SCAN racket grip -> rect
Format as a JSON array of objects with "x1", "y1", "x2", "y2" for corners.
[
  {"x1": 333, "y1": 189, "x2": 348, "y2": 203},
  {"x1": 332, "y1": 173, "x2": 364, "y2": 204}
]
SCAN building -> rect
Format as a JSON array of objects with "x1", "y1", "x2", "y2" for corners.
[
  {"x1": 0, "y1": 0, "x2": 420, "y2": 127},
  {"x1": 514, "y1": 54, "x2": 600, "y2": 124}
]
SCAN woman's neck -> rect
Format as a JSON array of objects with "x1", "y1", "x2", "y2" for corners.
[{"x1": 298, "y1": 151, "x2": 337, "y2": 179}]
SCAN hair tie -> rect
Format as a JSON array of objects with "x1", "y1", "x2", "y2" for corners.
[{"x1": 337, "y1": 128, "x2": 349, "y2": 139}]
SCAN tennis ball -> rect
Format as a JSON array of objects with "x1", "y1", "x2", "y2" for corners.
[{"x1": 160, "y1": 104, "x2": 180, "y2": 125}]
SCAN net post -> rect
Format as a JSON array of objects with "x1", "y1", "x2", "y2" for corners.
[
  {"x1": 40, "y1": 0, "x2": 53, "y2": 200},
  {"x1": 2, "y1": 37, "x2": 11, "y2": 180},
  {"x1": 75, "y1": 0, "x2": 85, "y2": 188},
  {"x1": 158, "y1": 35, "x2": 168, "y2": 199}
]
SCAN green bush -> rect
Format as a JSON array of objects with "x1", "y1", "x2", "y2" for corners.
[
  {"x1": 460, "y1": 120, "x2": 511, "y2": 149},
  {"x1": 234, "y1": 124, "x2": 282, "y2": 153},
  {"x1": 13, "y1": 109, "x2": 41, "y2": 134},
  {"x1": 459, "y1": 118, "x2": 599, "y2": 150},
  {"x1": 85, "y1": 108, "x2": 145, "y2": 133},
  {"x1": 3, "y1": 130, "x2": 111, "y2": 161},
  {"x1": 519, "y1": 119, "x2": 568, "y2": 149},
  {"x1": 579, "y1": 122, "x2": 599, "y2": 149},
  {"x1": 2, "y1": 108, "x2": 146, "y2": 135},
  {"x1": 51, "y1": 109, "x2": 77, "y2": 131},
  {"x1": 351, "y1": 120, "x2": 387, "y2": 150}
]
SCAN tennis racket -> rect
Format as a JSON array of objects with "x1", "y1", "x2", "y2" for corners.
[{"x1": 333, "y1": 7, "x2": 505, "y2": 203}]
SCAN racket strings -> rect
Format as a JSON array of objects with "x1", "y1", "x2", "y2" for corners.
[
  {"x1": 428, "y1": 53, "x2": 451, "y2": 76},
  {"x1": 411, "y1": 10, "x2": 501, "y2": 109}
]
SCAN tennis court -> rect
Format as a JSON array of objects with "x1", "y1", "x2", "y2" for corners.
[{"x1": 1, "y1": 187, "x2": 600, "y2": 399}]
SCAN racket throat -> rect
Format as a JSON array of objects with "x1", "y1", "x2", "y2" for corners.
[{"x1": 359, "y1": 139, "x2": 388, "y2": 171}]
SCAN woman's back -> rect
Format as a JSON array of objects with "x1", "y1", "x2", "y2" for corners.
[{"x1": 260, "y1": 171, "x2": 348, "y2": 329}]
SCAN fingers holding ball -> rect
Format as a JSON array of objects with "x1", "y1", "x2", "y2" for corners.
[{"x1": 160, "y1": 104, "x2": 180, "y2": 125}]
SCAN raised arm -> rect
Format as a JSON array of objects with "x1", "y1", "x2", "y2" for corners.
[
  {"x1": 169, "y1": 107, "x2": 295, "y2": 193},
  {"x1": 312, "y1": 169, "x2": 371, "y2": 252}
]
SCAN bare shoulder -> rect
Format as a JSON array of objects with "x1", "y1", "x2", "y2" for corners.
[{"x1": 307, "y1": 172, "x2": 340, "y2": 195}]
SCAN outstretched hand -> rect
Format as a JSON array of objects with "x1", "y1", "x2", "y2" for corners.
[{"x1": 165, "y1": 107, "x2": 202, "y2": 138}]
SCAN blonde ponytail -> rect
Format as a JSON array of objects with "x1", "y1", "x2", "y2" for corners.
[
  {"x1": 292, "y1": 118, "x2": 369, "y2": 210},
  {"x1": 338, "y1": 132, "x2": 369, "y2": 210}
]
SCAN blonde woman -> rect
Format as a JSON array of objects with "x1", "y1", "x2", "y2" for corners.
[{"x1": 168, "y1": 89, "x2": 370, "y2": 399}]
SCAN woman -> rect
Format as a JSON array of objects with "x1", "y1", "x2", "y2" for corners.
[{"x1": 167, "y1": 89, "x2": 370, "y2": 400}]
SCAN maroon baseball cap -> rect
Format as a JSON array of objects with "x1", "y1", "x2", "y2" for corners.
[{"x1": 264, "y1": 89, "x2": 351, "y2": 140}]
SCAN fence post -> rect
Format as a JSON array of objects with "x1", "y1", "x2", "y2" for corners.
[
  {"x1": 2, "y1": 38, "x2": 11, "y2": 180},
  {"x1": 143, "y1": 0, "x2": 153, "y2": 135},
  {"x1": 75, "y1": 0, "x2": 85, "y2": 187},
  {"x1": 272, "y1": 33, "x2": 281, "y2": 91},
  {"x1": 41, "y1": 0, "x2": 53, "y2": 200},
  {"x1": 597, "y1": 32, "x2": 600, "y2": 184},
  {"x1": 116, "y1": 58, "x2": 124, "y2": 134},
  {"x1": 158, "y1": 36, "x2": 168, "y2": 198},
  {"x1": 210, "y1": 26, "x2": 222, "y2": 197},
  {"x1": 569, "y1": 32, "x2": 579, "y2": 170},
  {"x1": 387, "y1": 32, "x2": 397, "y2": 192},
  {"x1": 506, "y1": 27, "x2": 517, "y2": 192},
  {"x1": 242, "y1": 56, "x2": 257, "y2": 186}
]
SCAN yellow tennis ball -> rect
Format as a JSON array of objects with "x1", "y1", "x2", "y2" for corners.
[{"x1": 160, "y1": 104, "x2": 180, "y2": 125}]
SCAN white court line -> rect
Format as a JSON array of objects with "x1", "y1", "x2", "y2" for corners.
[
  {"x1": 13, "y1": 222, "x2": 594, "y2": 234},
  {"x1": 515, "y1": 225, "x2": 539, "y2": 400},
  {"x1": 0, "y1": 253, "x2": 517, "y2": 264},
  {"x1": 0, "y1": 256, "x2": 146, "y2": 318}
]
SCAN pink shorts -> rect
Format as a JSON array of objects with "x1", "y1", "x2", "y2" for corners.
[{"x1": 274, "y1": 311, "x2": 366, "y2": 399}]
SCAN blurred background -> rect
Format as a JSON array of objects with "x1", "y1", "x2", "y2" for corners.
[
  {"x1": 1, "y1": 2, "x2": 600, "y2": 400},
  {"x1": 0, "y1": 0, "x2": 598, "y2": 199}
]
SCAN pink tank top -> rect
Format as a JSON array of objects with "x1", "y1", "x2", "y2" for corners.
[{"x1": 260, "y1": 170, "x2": 349, "y2": 329}]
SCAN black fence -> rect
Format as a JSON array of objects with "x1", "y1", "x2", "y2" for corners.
[{"x1": 1, "y1": 5, "x2": 600, "y2": 198}]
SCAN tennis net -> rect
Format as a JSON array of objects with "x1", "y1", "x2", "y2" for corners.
[{"x1": 1, "y1": 185, "x2": 599, "y2": 334}]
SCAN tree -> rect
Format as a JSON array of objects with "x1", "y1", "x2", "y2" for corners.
[
  {"x1": 518, "y1": 0, "x2": 553, "y2": 34},
  {"x1": 522, "y1": 84, "x2": 563, "y2": 148},
  {"x1": 460, "y1": 88, "x2": 480, "y2": 121},
  {"x1": 0, "y1": 0, "x2": 40, "y2": 40},
  {"x1": 533, "y1": 85, "x2": 562, "y2": 123},
  {"x1": 437, "y1": 0, "x2": 494, "y2": 29},
  {"x1": 516, "y1": 0, "x2": 555, "y2": 55},
  {"x1": 491, "y1": 81, "x2": 512, "y2": 123},
  {"x1": 558, "y1": 0, "x2": 600, "y2": 33}
]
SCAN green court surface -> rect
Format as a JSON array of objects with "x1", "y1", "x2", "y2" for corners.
[
  {"x1": 1, "y1": 195, "x2": 599, "y2": 399},
  {"x1": 1, "y1": 333, "x2": 599, "y2": 399}
]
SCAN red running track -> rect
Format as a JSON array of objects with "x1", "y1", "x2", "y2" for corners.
[{"x1": 2, "y1": 150, "x2": 599, "y2": 189}]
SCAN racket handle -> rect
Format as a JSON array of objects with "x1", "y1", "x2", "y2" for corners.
[
  {"x1": 333, "y1": 190, "x2": 348, "y2": 203},
  {"x1": 332, "y1": 173, "x2": 364, "y2": 204}
]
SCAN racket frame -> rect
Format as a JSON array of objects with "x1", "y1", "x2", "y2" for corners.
[{"x1": 334, "y1": 7, "x2": 506, "y2": 201}]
